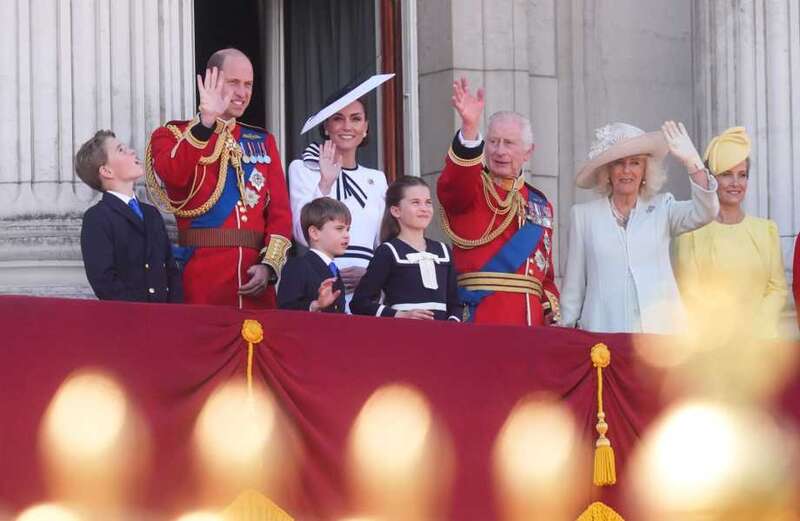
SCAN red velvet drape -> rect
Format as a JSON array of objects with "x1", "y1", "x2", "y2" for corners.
[{"x1": 0, "y1": 296, "x2": 796, "y2": 520}]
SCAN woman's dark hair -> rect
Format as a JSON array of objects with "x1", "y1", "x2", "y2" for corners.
[
  {"x1": 318, "y1": 88, "x2": 369, "y2": 148},
  {"x1": 380, "y1": 176, "x2": 430, "y2": 242}
]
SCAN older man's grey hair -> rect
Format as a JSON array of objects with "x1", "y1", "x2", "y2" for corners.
[
  {"x1": 488, "y1": 111, "x2": 535, "y2": 147},
  {"x1": 206, "y1": 48, "x2": 250, "y2": 71}
]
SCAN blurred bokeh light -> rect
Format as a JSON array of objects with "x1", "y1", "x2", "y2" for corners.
[
  {"x1": 629, "y1": 400, "x2": 799, "y2": 520},
  {"x1": 493, "y1": 394, "x2": 583, "y2": 521},
  {"x1": 348, "y1": 383, "x2": 452, "y2": 521}
]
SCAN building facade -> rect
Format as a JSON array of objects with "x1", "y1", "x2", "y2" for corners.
[{"x1": 2, "y1": 0, "x2": 797, "y2": 330}]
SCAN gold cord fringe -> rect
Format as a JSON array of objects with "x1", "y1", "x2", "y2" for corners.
[
  {"x1": 440, "y1": 171, "x2": 526, "y2": 249},
  {"x1": 241, "y1": 320, "x2": 264, "y2": 395},
  {"x1": 591, "y1": 343, "x2": 616, "y2": 486},
  {"x1": 576, "y1": 501, "x2": 625, "y2": 521},
  {"x1": 145, "y1": 120, "x2": 246, "y2": 218}
]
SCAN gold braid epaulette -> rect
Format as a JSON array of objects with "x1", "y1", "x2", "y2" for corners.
[
  {"x1": 440, "y1": 172, "x2": 527, "y2": 250},
  {"x1": 145, "y1": 121, "x2": 242, "y2": 218}
]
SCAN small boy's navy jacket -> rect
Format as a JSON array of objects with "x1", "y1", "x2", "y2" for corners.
[
  {"x1": 80, "y1": 192, "x2": 183, "y2": 303},
  {"x1": 277, "y1": 250, "x2": 346, "y2": 312}
]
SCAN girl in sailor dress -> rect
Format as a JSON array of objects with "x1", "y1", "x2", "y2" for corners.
[
  {"x1": 351, "y1": 177, "x2": 463, "y2": 321},
  {"x1": 287, "y1": 95, "x2": 387, "y2": 310}
]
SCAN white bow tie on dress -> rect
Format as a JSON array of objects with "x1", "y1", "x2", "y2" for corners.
[{"x1": 405, "y1": 251, "x2": 441, "y2": 290}]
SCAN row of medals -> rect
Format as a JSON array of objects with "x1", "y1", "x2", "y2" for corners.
[
  {"x1": 525, "y1": 201, "x2": 552, "y2": 273},
  {"x1": 238, "y1": 141, "x2": 268, "y2": 223},
  {"x1": 241, "y1": 141, "x2": 272, "y2": 165}
]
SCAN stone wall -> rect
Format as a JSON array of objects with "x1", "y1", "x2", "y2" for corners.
[
  {"x1": 416, "y1": 0, "x2": 695, "y2": 282},
  {"x1": 693, "y1": 0, "x2": 800, "y2": 333},
  {"x1": 0, "y1": 0, "x2": 195, "y2": 297}
]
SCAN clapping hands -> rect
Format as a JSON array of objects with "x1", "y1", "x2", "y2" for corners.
[{"x1": 311, "y1": 277, "x2": 341, "y2": 312}]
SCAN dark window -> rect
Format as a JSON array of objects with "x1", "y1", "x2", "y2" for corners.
[
  {"x1": 194, "y1": 0, "x2": 266, "y2": 128},
  {"x1": 283, "y1": 0, "x2": 378, "y2": 166}
]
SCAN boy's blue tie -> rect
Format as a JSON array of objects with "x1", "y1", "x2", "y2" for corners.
[
  {"x1": 128, "y1": 198, "x2": 144, "y2": 220},
  {"x1": 328, "y1": 261, "x2": 339, "y2": 278}
]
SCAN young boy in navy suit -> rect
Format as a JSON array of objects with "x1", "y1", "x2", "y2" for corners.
[
  {"x1": 77, "y1": 130, "x2": 183, "y2": 303},
  {"x1": 278, "y1": 198, "x2": 349, "y2": 313}
]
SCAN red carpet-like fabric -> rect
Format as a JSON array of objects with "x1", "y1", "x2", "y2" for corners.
[{"x1": 0, "y1": 296, "x2": 797, "y2": 520}]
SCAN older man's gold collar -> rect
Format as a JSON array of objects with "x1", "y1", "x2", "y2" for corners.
[{"x1": 441, "y1": 168, "x2": 527, "y2": 250}]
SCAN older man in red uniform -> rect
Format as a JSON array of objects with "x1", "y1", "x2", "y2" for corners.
[
  {"x1": 147, "y1": 48, "x2": 292, "y2": 309},
  {"x1": 438, "y1": 78, "x2": 559, "y2": 325}
]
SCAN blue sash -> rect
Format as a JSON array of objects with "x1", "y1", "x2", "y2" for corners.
[
  {"x1": 174, "y1": 129, "x2": 268, "y2": 268},
  {"x1": 458, "y1": 188, "x2": 548, "y2": 322}
]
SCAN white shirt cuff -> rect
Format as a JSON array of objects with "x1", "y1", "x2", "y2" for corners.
[{"x1": 458, "y1": 130, "x2": 483, "y2": 148}]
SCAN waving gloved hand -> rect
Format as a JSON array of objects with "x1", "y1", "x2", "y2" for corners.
[{"x1": 662, "y1": 120, "x2": 705, "y2": 173}]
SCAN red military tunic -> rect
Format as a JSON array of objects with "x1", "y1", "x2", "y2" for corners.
[
  {"x1": 437, "y1": 133, "x2": 559, "y2": 326},
  {"x1": 148, "y1": 117, "x2": 292, "y2": 309}
]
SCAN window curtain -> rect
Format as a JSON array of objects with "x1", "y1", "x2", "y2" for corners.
[{"x1": 283, "y1": 0, "x2": 378, "y2": 168}]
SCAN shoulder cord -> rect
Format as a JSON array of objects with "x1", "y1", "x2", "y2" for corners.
[
  {"x1": 440, "y1": 172, "x2": 526, "y2": 250},
  {"x1": 145, "y1": 124, "x2": 243, "y2": 218}
]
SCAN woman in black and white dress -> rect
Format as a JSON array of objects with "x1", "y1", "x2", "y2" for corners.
[{"x1": 288, "y1": 89, "x2": 387, "y2": 309}]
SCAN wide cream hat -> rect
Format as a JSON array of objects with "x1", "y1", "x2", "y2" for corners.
[{"x1": 576, "y1": 122, "x2": 669, "y2": 189}]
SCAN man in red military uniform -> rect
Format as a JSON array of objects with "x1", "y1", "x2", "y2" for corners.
[
  {"x1": 147, "y1": 48, "x2": 292, "y2": 309},
  {"x1": 437, "y1": 78, "x2": 559, "y2": 326}
]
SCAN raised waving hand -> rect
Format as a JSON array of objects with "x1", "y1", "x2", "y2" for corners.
[
  {"x1": 451, "y1": 77, "x2": 485, "y2": 140},
  {"x1": 197, "y1": 67, "x2": 232, "y2": 127}
]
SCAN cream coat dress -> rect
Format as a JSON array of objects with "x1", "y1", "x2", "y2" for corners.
[{"x1": 559, "y1": 178, "x2": 719, "y2": 334}]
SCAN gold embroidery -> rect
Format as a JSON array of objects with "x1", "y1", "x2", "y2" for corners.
[
  {"x1": 260, "y1": 234, "x2": 291, "y2": 274},
  {"x1": 441, "y1": 171, "x2": 526, "y2": 249}
]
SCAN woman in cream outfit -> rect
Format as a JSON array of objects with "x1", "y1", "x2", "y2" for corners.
[
  {"x1": 675, "y1": 127, "x2": 787, "y2": 338},
  {"x1": 559, "y1": 121, "x2": 719, "y2": 334}
]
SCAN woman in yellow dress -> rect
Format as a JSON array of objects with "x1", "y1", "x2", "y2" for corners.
[{"x1": 675, "y1": 127, "x2": 788, "y2": 338}]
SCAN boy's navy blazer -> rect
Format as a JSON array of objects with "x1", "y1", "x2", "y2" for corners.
[
  {"x1": 277, "y1": 250, "x2": 346, "y2": 313},
  {"x1": 80, "y1": 192, "x2": 183, "y2": 303}
]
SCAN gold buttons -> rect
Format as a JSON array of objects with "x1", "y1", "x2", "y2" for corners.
[{"x1": 241, "y1": 215, "x2": 248, "y2": 223}]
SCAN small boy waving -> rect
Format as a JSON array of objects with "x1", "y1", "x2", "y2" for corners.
[{"x1": 278, "y1": 198, "x2": 350, "y2": 313}]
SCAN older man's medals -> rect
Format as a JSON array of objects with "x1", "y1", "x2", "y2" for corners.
[{"x1": 526, "y1": 199, "x2": 553, "y2": 229}]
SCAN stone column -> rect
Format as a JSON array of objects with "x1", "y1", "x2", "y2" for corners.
[
  {"x1": 416, "y1": 0, "x2": 559, "y2": 269},
  {"x1": 693, "y1": 0, "x2": 800, "y2": 328},
  {"x1": 555, "y1": 0, "x2": 694, "y2": 277},
  {"x1": 0, "y1": 0, "x2": 195, "y2": 297}
]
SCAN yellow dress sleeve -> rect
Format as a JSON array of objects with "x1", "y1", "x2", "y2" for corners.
[
  {"x1": 756, "y1": 220, "x2": 788, "y2": 337},
  {"x1": 674, "y1": 231, "x2": 703, "y2": 311}
]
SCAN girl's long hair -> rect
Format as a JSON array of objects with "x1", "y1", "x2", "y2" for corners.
[{"x1": 379, "y1": 176, "x2": 430, "y2": 242}]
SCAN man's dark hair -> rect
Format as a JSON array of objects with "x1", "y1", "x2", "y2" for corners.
[
  {"x1": 75, "y1": 130, "x2": 115, "y2": 192},
  {"x1": 300, "y1": 197, "x2": 352, "y2": 244}
]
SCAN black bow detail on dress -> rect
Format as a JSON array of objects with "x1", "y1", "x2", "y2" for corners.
[{"x1": 336, "y1": 170, "x2": 368, "y2": 208}]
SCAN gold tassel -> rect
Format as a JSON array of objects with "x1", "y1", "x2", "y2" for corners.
[
  {"x1": 223, "y1": 489, "x2": 295, "y2": 520},
  {"x1": 241, "y1": 319, "x2": 264, "y2": 396},
  {"x1": 590, "y1": 343, "x2": 616, "y2": 486},
  {"x1": 576, "y1": 501, "x2": 625, "y2": 521}
]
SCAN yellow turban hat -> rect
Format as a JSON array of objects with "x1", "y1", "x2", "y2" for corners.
[{"x1": 703, "y1": 126, "x2": 751, "y2": 175}]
